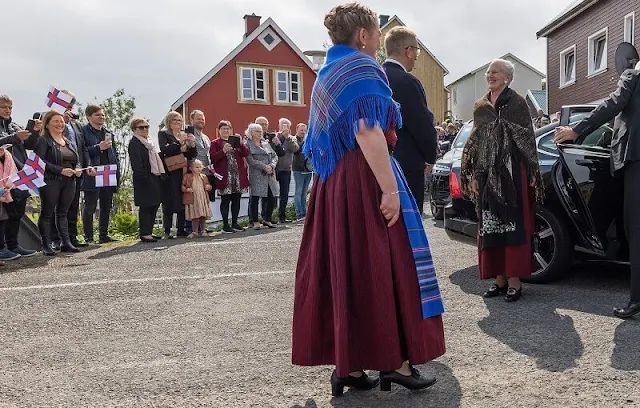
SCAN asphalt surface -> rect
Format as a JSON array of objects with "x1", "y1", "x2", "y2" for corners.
[{"x1": 0, "y1": 218, "x2": 638, "y2": 407}]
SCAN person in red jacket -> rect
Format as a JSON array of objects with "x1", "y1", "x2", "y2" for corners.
[{"x1": 209, "y1": 120, "x2": 250, "y2": 233}]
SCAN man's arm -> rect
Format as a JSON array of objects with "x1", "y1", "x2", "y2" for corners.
[
  {"x1": 573, "y1": 69, "x2": 640, "y2": 142},
  {"x1": 396, "y1": 77, "x2": 438, "y2": 164}
]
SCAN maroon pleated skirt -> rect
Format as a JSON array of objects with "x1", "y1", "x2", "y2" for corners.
[
  {"x1": 478, "y1": 163, "x2": 536, "y2": 279},
  {"x1": 291, "y1": 149, "x2": 445, "y2": 377}
]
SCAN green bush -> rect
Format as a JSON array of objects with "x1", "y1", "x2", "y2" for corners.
[{"x1": 110, "y1": 212, "x2": 139, "y2": 237}]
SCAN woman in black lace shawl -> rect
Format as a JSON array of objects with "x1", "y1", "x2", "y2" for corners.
[{"x1": 460, "y1": 59, "x2": 544, "y2": 302}]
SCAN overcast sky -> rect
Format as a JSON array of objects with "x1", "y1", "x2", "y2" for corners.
[{"x1": 3, "y1": 0, "x2": 575, "y2": 128}]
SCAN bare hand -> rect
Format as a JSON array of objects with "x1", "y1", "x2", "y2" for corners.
[
  {"x1": 61, "y1": 168, "x2": 75, "y2": 177},
  {"x1": 264, "y1": 165, "x2": 273, "y2": 175},
  {"x1": 271, "y1": 136, "x2": 281, "y2": 145},
  {"x1": 223, "y1": 143, "x2": 233, "y2": 153},
  {"x1": 187, "y1": 188, "x2": 193, "y2": 193},
  {"x1": 530, "y1": 177, "x2": 537, "y2": 187},
  {"x1": 99, "y1": 140, "x2": 112, "y2": 150},
  {"x1": 554, "y1": 126, "x2": 578, "y2": 144},
  {"x1": 380, "y1": 192, "x2": 400, "y2": 227},
  {"x1": 73, "y1": 169, "x2": 83, "y2": 177},
  {"x1": 86, "y1": 167, "x2": 97, "y2": 176},
  {"x1": 205, "y1": 184, "x2": 212, "y2": 192},
  {"x1": 33, "y1": 119, "x2": 42, "y2": 133},
  {"x1": 425, "y1": 163, "x2": 433, "y2": 174},
  {"x1": 16, "y1": 130, "x2": 31, "y2": 141}
]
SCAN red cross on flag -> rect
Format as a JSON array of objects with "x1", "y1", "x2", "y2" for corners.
[
  {"x1": 11, "y1": 166, "x2": 46, "y2": 194},
  {"x1": 45, "y1": 86, "x2": 74, "y2": 113},
  {"x1": 94, "y1": 165, "x2": 118, "y2": 188}
]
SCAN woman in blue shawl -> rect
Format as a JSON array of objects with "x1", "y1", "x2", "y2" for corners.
[{"x1": 291, "y1": 2, "x2": 446, "y2": 397}]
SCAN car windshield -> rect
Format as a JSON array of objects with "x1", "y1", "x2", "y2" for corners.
[{"x1": 453, "y1": 124, "x2": 472, "y2": 148}]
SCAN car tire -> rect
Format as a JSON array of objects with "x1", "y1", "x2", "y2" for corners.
[
  {"x1": 431, "y1": 200, "x2": 444, "y2": 220},
  {"x1": 523, "y1": 206, "x2": 573, "y2": 284}
]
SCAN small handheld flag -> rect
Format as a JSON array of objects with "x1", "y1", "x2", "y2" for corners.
[
  {"x1": 45, "y1": 86, "x2": 74, "y2": 113},
  {"x1": 23, "y1": 151, "x2": 46, "y2": 176},
  {"x1": 94, "y1": 165, "x2": 118, "y2": 188},
  {"x1": 11, "y1": 166, "x2": 46, "y2": 194}
]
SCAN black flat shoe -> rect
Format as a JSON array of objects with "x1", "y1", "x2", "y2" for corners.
[
  {"x1": 330, "y1": 370, "x2": 379, "y2": 397},
  {"x1": 379, "y1": 366, "x2": 436, "y2": 391},
  {"x1": 613, "y1": 302, "x2": 640, "y2": 319},
  {"x1": 505, "y1": 287, "x2": 522, "y2": 302},
  {"x1": 140, "y1": 236, "x2": 157, "y2": 243},
  {"x1": 483, "y1": 283, "x2": 508, "y2": 298}
]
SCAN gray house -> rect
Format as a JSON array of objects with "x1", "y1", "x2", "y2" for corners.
[{"x1": 446, "y1": 53, "x2": 546, "y2": 121}]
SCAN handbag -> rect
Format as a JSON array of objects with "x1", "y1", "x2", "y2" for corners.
[{"x1": 164, "y1": 153, "x2": 187, "y2": 172}]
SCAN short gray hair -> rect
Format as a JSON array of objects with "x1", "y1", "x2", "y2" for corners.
[
  {"x1": 278, "y1": 118, "x2": 291, "y2": 127},
  {"x1": 255, "y1": 116, "x2": 268, "y2": 123},
  {"x1": 490, "y1": 58, "x2": 515, "y2": 83},
  {"x1": 0, "y1": 94, "x2": 13, "y2": 105},
  {"x1": 245, "y1": 123, "x2": 263, "y2": 138}
]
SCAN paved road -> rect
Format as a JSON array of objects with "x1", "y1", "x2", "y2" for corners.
[{"x1": 0, "y1": 219, "x2": 638, "y2": 407}]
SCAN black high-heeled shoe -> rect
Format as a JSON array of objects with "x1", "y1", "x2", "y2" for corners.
[
  {"x1": 379, "y1": 366, "x2": 436, "y2": 391},
  {"x1": 505, "y1": 286, "x2": 522, "y2": 302},
  {"x1": 330, "y1": 370, "x2": 379, "y2": 397}
]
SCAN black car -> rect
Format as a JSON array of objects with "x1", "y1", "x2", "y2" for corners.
[
  {"x1": 430, "y1": 122, "x2": 473, "y2": 220},
  {"x1": 444, "y1": 105, "x2": 627, "y2": 283}
]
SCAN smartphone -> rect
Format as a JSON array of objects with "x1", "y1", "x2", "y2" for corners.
[
  {"x1": 104, "y1": 133, "x2": 112, "y2": 142},
  {"x1": 26, "y1": 120, "x2": 35, "y2": 133},
  {"x1": 228, "y1": 135, "x2": 241, "y2": 149},
  {"x1": 184, "y1": 125, "x2": 195, "y2": 135}
]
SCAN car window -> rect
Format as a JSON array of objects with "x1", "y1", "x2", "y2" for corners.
[
  {"x1": 453, "y1": 124, "x2": 472, "y2": 148},
  {"x1": 538, "y1": 131, "x2": 557, "y2": 154},
  {"x1": 580, "y1": 122, "x2": 614, "y2": 147}
]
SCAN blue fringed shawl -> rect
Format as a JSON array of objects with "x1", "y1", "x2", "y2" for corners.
[
  {"x1": 304, "y1": 44, "x2": 445, "y2": 320},
  {"x1": 303, "y1": 44, "x2": 402, "y2": 180}
]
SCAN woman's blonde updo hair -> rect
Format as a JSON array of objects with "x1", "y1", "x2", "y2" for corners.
[{"x1": 324, "y1": 2, "x2": 378, "y2": 45}]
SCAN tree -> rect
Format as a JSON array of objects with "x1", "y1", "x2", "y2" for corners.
[{"x1": 375, "y1": 46, "x2": 386, "y2": 65}]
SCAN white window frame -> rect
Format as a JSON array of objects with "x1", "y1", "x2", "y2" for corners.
[
  {"x1": 258, "y1": 27, "x2": 281, "y2": 51},
  {"x1": 624, "y1": 12, "x2": 635, "y2": 44},
  {"x1": 587, "y1": 27, "x2": 608, "y2": 77},
  {"x1": 274, "y1": 70, "x2": 303, "y2": 104},
  {"x1": 239, "y1": 67, "x2": 267, "y2": 102},
  {"x1": 559, "y1": 45, "x2": 577, "y2": 88}
]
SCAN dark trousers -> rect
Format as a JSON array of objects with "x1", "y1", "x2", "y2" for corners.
[
  {"x1": 220, "y1": 193, "x2": 241, "y2": 227},
  {"x1": 277, "y1": 170, "x2": 291, "y2": 220},
  {"x1": 4, "y1": 195, "x2": 28, "y2": 249},
  {"x1": 0, "y1": 220, "x2": 6, "y2": 248},
  {"x1": 83, "y1": 189, "x2": 115, "y2": 241},
  {"x1": 250, "y1": 196, "x2": 268, "y2": 220},
  {"x1": 139, "y1": 205, "x2": 159, "y2": 237},
  {"x1": 251, "y1": 188, "x2": 275, "y2": 223},
  {"x1": 52, "y1": 177, "x2": 81, "y2": 243},
  {"x1": 162, "y1": 203, "x2": 186, "y2": 235},
  {"x1": 624, "y1": 161, "x2": 640, "y2": 302},
  {"x1": 39, "y1": 178, "x2": 76, "y2": 242},
  {"x1": 404, "y1": 170, "x2": 426, "y2": 214}
]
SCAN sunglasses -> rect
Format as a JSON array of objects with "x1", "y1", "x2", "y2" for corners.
[{"x1": 136, "y1": 125, "x2": 150, "y2": 129}]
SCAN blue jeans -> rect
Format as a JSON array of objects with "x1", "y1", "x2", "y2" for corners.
[{"x1": 293, "y1": 171, "x2": 312, "y2": 219}]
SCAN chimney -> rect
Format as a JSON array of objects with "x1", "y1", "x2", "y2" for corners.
[
  {"x1": 244, "y1": 13, "x2": 262, "y2": 38},
  {"x1": 379, "y1": 15, "x2": 390, "y2": 27}
]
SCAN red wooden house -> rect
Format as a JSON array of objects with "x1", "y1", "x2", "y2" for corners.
[{"x1": 171, "y1": 14, "x2": 317, "y2": 137}]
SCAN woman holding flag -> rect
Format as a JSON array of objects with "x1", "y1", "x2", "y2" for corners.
[{"x1": 33, "y1": 110, "x2": 92, "y2": 255}]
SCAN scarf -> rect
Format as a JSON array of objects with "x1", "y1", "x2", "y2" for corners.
[
  {"x1": 460, "y1": 88, "x2": 544, "y2": 221},
  {"x1": 0, "y1": 150, "x2": 17, "y2": 203},
  {"x1": 303, "y1": 44, "x2": 402, "y2": 180},
  {"x1": 134, "y1": 134, "x2": 165, "y2": 176}
]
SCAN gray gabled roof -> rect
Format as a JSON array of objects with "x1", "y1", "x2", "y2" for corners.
[
  {"x1": 527, "y1": 89, "x2": 548, "y2": 114},
  {"x1": 536, "y1": 0, "x2": 601, "y2": 38},
  {"x1": 446, "y1": 53, "x2": 546, "y2": 87}
]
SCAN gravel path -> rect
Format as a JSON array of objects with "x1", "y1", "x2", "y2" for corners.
[{"x1": 0, "y1": 219, "x2": 637, "y2": 407}]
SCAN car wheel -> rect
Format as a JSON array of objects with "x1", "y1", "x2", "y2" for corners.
[
  {"x1": 431, "y1": 199, "x2": 444, "y2": 220},
  {"x1": 523, "y1": 206, "x2": 573, "y2": 284}
]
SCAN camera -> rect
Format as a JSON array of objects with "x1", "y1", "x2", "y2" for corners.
[{"x1": 264, "y1": 132, "x2": 276, "y2": 141}]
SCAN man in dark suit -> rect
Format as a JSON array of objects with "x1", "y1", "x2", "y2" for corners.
[
  {"x1": 382, "y1": 26, "x2": 438, "y2": 214},
  {"x1": 555, "y1": 63, "x2": 640, "y2": 319},
  {"x1": 52, "y1": 91, "x2": 89, "y2": 250}
]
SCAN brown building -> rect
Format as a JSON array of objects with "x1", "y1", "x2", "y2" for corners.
[
  {"x1": 537, "y1": 0, "x2": 639, "y2": 115},
  {"x1": 380, "y1": 15, "x2": 449, "y2": 123}
]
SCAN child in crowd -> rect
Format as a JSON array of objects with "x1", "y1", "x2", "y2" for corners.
[{"x1": 182, "y1": 159, "x2": 212, "y2": 238}]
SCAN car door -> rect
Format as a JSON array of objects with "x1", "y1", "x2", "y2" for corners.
[{"x1": 555, "y1": 121, "x2": 619, "y2": 255}]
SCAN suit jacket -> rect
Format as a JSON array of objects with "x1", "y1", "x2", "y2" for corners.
[
  {"x1": 81, "y1": 124, "x2": 121, "y2": 191},
  {"x1": 66, "y1": 120, "x2": 86, "y2": 168},
  {"x1": 383, "y1": 61, "x2": 438, "y2": 172},
  {"x1": 573, "y1": 69, "x2": 640, "y2": 173}
]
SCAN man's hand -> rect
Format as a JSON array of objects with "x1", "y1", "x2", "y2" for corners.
[
  {"x1": 425, "y1": 163, "x2": 433, "y2": 174},
  {"x1": 554, "y1": 126, "x2": 579, "y2": 144},
  {"x1": 16, "y1": 130, "x2": 31, "y2": 141},
  {"x1": 99, "y1": 140, "x2": 112, "y2": 150}
]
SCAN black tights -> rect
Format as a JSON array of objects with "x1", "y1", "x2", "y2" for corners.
[{"x1": 220, "y1": 193, "x2": 241, "y2": 227}]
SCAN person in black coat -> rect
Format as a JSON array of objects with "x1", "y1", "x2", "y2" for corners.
[
  {"x1": 158, "y1": 111, "x2": 197, "y2": 239},
  {"x1": 555, "y1": 63, "x2": 640, "y2": 319},
  {"x1": 33, "y1": 111, "x2": 89, "y2": 256},
  {"x1": 382, "y1": 26, "x2": 438, "y2": 213},
  {"x1": 81, "y1": 104, "x2": 121, "y2": 244},
  {"x1": 52, "y1": 94, "x2": 89, "y2": 250},
  {"x1": 128, "y1": 118, "x2": 164, "y2": 243}
]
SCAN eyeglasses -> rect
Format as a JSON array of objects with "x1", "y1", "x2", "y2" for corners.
[
  {"x1": 136, "y1": 125, "x2": 150, "y2": 129},
  {"x1": 406, "y1": 46, "x2": 421, "y2": 56}
]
